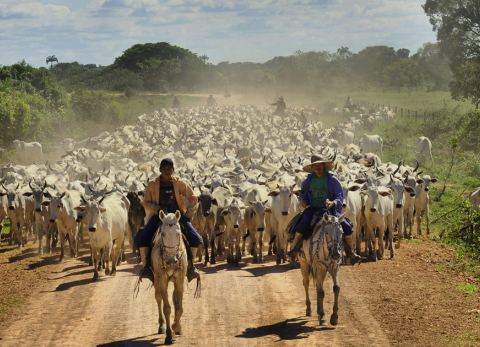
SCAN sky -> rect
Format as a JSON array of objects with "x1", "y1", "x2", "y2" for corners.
[{"x1": 0, "y1": 0, "x2": 437, "y2": 67}]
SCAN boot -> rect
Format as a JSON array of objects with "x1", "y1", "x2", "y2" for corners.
[
  {"x1": 344, "y1": 235, "x2": 363, "y2": 265},
  {"x1": 287, "y1": 232, "x2": 303, "y2": 261},
  {"x1": 139, "y1": 247, "x2": 154, "y2": 282},
  {"x1": 184, "y1": 242, "x2": 200, "y2": 283}
]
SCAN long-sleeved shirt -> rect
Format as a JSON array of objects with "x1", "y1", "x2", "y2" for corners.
[{"x1": 299, "y1": 172, "x2": 343, "y2": 215}]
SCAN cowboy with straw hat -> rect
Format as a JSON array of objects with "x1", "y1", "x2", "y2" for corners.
[{"x1": 288, "y1": 153, "x2": 362, "y2": 264}]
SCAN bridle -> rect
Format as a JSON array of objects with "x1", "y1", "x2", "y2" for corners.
[
  {"x1": 158, "y1": 221, "x2": 184, "y2": 271},
  {"x1": 311, "y1": 215, "x2": 344, "y2": 269}
]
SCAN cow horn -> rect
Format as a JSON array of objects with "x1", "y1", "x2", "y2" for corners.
[
  {"x1": 95, "y1": 176, "x2": 101, "y2": 184},
  {"x1": 281, "y1": 161, "x2": 289, "y2": 172},
  {"x1": 98, "y1": 195, "x2": 106, "y2": 205},
  {"x1": 43, "y1": 180, "x2": 47, "y2": 190},
  {"x1": 261, "y1": 155, "x2": 266, "y2": 163},
  {"x1": 392, "y1": 161, "x2": 401, "y2": 176},
  {"x1": 413, "y1": 160, "x2": 419, "y2": 172},
  {"x1": 15, "y1": 183, "x2": 19, "y2": 190},
  {"x1": 29, "y1": 180, "x2": 35, "y2": 191},
  {"x1": 1, "y1": 183, "x2": 7, "y2": 191},
  {"x1": 81, "y1": 195, "x2": 88, "y2": 204}
]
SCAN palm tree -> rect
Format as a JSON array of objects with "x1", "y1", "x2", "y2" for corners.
[{"x1": 46, "y1": 55, "x2": 58, "y2": 68}]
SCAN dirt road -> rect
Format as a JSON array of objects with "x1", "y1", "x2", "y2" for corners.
[{"x1": 0, "y1": 240, "x2": 478, "y2": 347}]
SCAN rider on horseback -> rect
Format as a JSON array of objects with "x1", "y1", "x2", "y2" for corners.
[
  {"x1": 135, "y1": 158, "x2": 202, "y2": 282},
  {"x1": 288, "y1": 154, "x2": 362, "y2": 265}
]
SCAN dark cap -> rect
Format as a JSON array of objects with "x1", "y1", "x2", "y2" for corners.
[{"x1": 160, "y1": 158, "x2": 174, "y2": 169}]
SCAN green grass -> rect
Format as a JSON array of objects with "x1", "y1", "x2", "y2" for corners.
[
  {"x1": 457, "y1": 284, "x2": 479, "y2": 295},
  {"x1": 448, "y1": 332, "x2": 480, "y2": 347}
]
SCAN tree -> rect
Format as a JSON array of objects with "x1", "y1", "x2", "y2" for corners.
[
  {"x1": 424, "y1": 0, "x2": 480, "y2": 104},
  {"x1": 46, "y1": 55, "x2": 58, "y2": 68},
  {"x1": 383, "y1": 59, "x2": 422, "y2": 89},
  {"x1": 450, "y1": 61, "x2": 480, "y2": 108},
  {"x1": 336, "y1": 46, "x2": 353, "y2": 60},
  {"x1": 396, "y1": 48, "x2": 410, "y2": 59},
  {"x1": 412, "y1": 42, "x2": 452, "y2": 90}
]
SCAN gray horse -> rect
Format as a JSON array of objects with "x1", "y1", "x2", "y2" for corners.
[{"x1": 298, "y1": 213, "x2": 343, "y2": 326}]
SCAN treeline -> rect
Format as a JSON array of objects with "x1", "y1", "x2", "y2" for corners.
[{"x1": 49, "y1": 42, "x2": 451, "y2": 93}]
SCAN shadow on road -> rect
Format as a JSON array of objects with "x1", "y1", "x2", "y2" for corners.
[
  {"x1": 240, "y1": 263, "x2": 295, "y2": 277},
  {"x1": 236, "y1": 317, "x2": 333, "y2": 341},
  {"x1": 27, "y1": 255, "x2": 59, "y2": 270},
  {"x1": 97, "y1": 334, "x2": 161, "y2": 346},
  {"x1": 53, "y1": 277, "x2": 104, "y2": 291}
]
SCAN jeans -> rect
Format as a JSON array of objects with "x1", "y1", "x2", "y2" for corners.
[{"x1": 134, "y1": 214, "x2": 203, "y2": 248}]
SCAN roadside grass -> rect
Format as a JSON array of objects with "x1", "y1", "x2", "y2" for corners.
[
  {"x1": 404, "y1": 239, "x2": 423, "y2": 245},
  {"x1": 457, "y1": 283, "x2": 479, "y2": 295},
  {"x1": 447, "y1": 332, "x2": 480, "y2": 347}
]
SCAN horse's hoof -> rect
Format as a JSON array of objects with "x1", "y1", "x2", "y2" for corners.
[
  {"x1": 158, "y1": 325, "x2": 166, "y2": 334},
  {"x1": 172, "y1": 323, "x2": 182, "y2": 335},
  {"x1": 330, "y1": 315, "x2": 338, "y2": 326},
  {"x1": 110, "y1": 270, "x2": 116, "y2": 276},
  {"x1": 319, "y1": 318, "x2": 328, "y2": 326},
  {"x1": 105, "y1": 268, "x2": 110, "y2": 276},
  {"x1": 306, "y1": 308, "x2": 311, "y2": 317},
  {"x1": 93, "y1": 273, "x2": 99, "y2": 281},
  {"x1": 164, "y1": 335, "x2": 174, "y2": 345}
]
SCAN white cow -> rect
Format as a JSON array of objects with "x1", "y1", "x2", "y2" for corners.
[
  {"x1": 75, "y1": 193, "x2": 128, "y2": 280},
  {"x1": 362, "y1": 184, "x2": 394, "y2": 260},
  {"x1": 267, "y1": 184, "x2": 300, "y2": 265},
  {"x1": 415, "y1": 136, "x2": 433, "y2": 165},
  {"x1": 45, "y1": 190, "x2": 82, "y2": 261},
  {"x1": 414, "y1": 175, "x2": 437, "y2": 235},
  {"x1": 388, "y1": 176, "x2": 407, "y2": 248},
  {"x1": 0, "y1": 184, "x2": 26, "y2": 247},
  {"x1": 469, "y1": 187, "x2": 480, "y2": 210},
  {"x1": 220, "y1": 198, "x2": 244, "y2": 265},
  {"x1": 341, "y1": 182, "x2": 363, "y2": 254},
  {"x1": 12, "y1": 140, "x2": 43, "y2": 164},
  {"x1": 402, "y1": 175, "x2": 417, "y2": 238},
  {"x1": 360, "y1": 134, "x2": 383, "y2": 154}
]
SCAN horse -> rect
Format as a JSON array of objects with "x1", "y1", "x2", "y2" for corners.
[
  {"x1": 298, "y1": 212, "x2": 343, "y2": 326},
  {"x1": 151, "y1": 210, "x2": 188, "y2": 345}
]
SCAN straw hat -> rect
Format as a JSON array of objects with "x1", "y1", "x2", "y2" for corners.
[{"x1": 302, "y1": 153, "x2": 336, "y2": 173}]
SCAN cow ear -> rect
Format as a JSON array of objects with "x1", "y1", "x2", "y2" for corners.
[
  {"x1": 263, "y1": 199, "x2": 269, "y2": 205},
  {"x1": 379, "y1": 191, "x2": 391, "y2": 197},
  {"x1": 248, "y1": 200, "x2": 254, "y2": 205},
  {"x1": 175, "y1": 210, "x2": 181, "y2": 221},
  {"x1": 99, "y1": 206, "x2": 107, "y2": 213},
  {"x1": 292, "y1": 189, "x2": 301, "y2": 196},
  {"x1": 74, "y1": 206, "x2": 84, "y2": 211},
  {"x1": 268, "y1": 191, "x2": 279, "y2": 197},
  {"x1": 23, "y1": 192, "x2": 33, "y2": 197},
  {"x1": 416, "y1": 179, "x2": 424, "y2": 184},
  {"x1": 360, "y1": 191, "x2": 368, "y2": 196},
  {"x1": 265, "y1": 207, "x2": 272, "y2": 213},
  {"x1": 348, "y1": 185, "x2": 360, "y2": 191},
  {"x1": 221, "y1": 209, "x2": 229, "y2": 216},
  {"x1": 159, "y1": 210, "x2": 166, "y2": 221},
  {"x1": 138, "y1": 191, "x2": 144, "y2": 196},
  {"x1": 211, "y1": 198, "x2": 218, "y2": 206},
  {"x1": 354, "y1": 178, "x2": 366, "y2": 184},
  {"x1": 0, "y1": 192, "x2": 5, "y2": 197},
  {"x1": 44, "y1": 192, "x2": 52, "y2": 198},
  {"x1": 42, "y1": 201, "x2": 50, "y2": 206},
  {"x1": 404, "y1": 186, "x2": 413, "y2": 193},
  {"x1": 431, "y1": 178, "x2": 438, "y2": 183}
]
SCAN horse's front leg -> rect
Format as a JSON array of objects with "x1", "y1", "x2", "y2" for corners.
[
  {"x1": 300, "y1": 259, "x2": 311, "y2": 316},
  {"x1": 314, "y1": 265, "x2": 328, "y2": 326},
  {"x1": 172, "y1": 276, "x2": 185, "y2": 336},
  {"x1": 161, "y1": 283, "x2": 173, "y2": 345},
  {"x1": 330, "y1": 267, "x2": 340, "y2": 326},
  {"x1": 154, "y1": 278, "x2": 166, "y2": 334}
]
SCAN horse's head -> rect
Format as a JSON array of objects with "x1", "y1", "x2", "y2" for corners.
[
  {"x1": 319, "y1": 213, "x2": 344, "y2": 261},
  {"x1": 159, "y1": 210, "x2": 182, "y2": 266}
]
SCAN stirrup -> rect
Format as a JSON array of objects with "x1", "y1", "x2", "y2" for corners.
[
  {"x1": 139, "y1": 265, "x2": 154, "y2": 282},
  {"x1": 187, "y1": 265, "x2": 200, "y2": 283}
]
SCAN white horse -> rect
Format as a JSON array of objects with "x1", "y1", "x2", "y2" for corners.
[
  {"x1": 151, "y1": 211, "x2": 188, "y2": 345},
  {"x1": 298, "y1": 213, "x2": 343, "y2": 326}
]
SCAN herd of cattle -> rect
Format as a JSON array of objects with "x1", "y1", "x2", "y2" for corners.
[{"x1": 0, "y1": 103, "x2": 454, "y2": 279}]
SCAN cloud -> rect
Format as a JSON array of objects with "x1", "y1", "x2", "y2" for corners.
[
  {"x1": 0, "y1": 2, "x2": 70, "y2": 19},
  {"x1": 0, "y1": 0, "x2": 436, "y2": 67}
]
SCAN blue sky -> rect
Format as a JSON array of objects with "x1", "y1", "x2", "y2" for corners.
[{"x1": 0, "y1": 0, "x2": 436, "y2": 67}]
